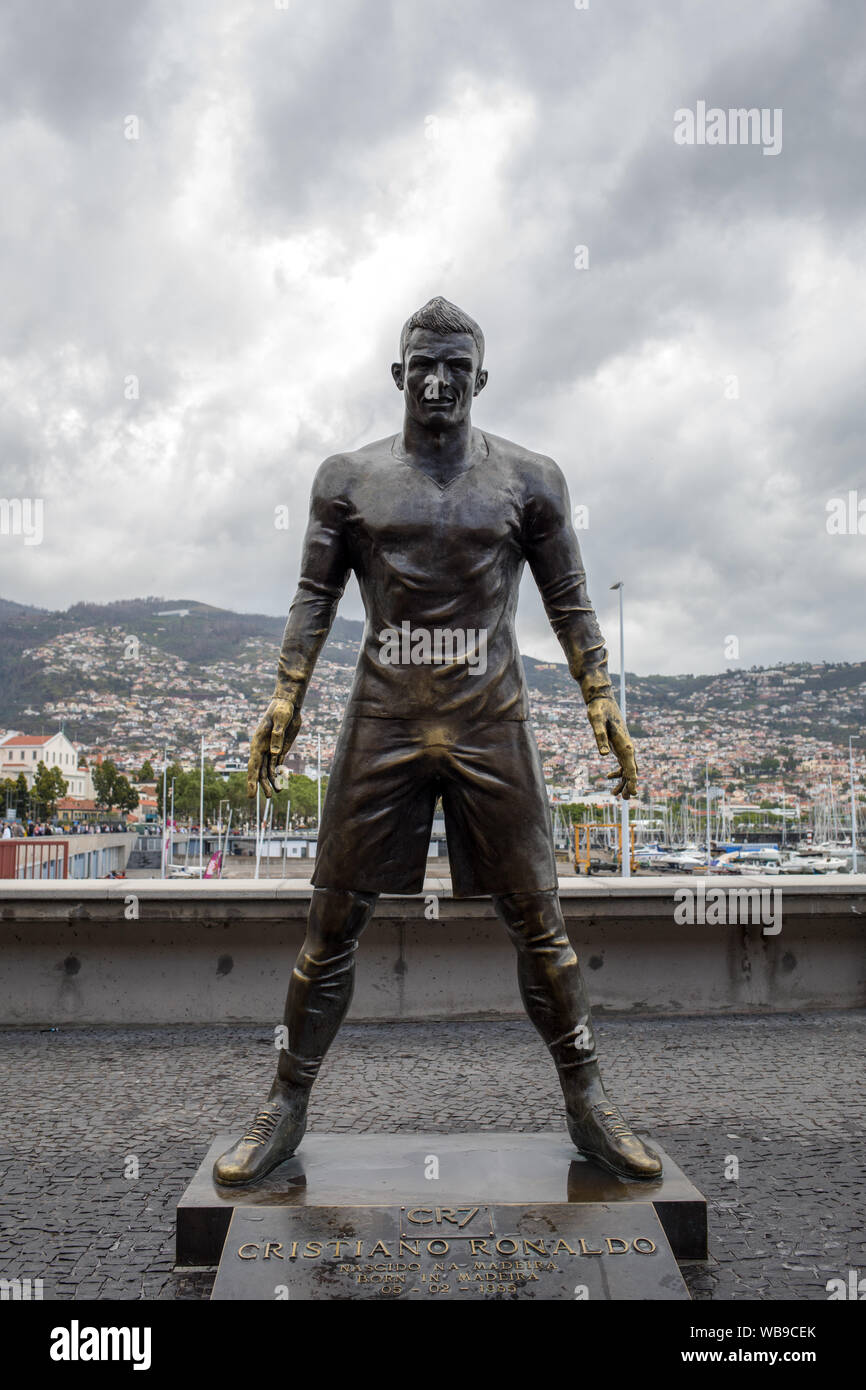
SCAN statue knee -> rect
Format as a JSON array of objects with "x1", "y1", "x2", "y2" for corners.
[
  {"x1": 492, "y1": 888, "x2": 574, "y2": 959},
  {"x1": 294, "y1": 934, "x2": 359, "y2": 984}
]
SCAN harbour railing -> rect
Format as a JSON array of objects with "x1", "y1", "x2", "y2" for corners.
[{"x1": 0, "y1": 838, "x2": 69, "y2": 880}]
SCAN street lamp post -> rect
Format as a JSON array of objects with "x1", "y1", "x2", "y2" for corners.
[
  {"x1": 850, "y1": 737, "x2": 859, "y2": 874},
  {"x1": 160, "y1": 748, "x2": 167, "y2": 880},
  {"x1": 610, "y1": 582, "x2": 630, "y2": 879}
]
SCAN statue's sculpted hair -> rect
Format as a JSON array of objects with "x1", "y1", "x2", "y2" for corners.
[{"x1": 399, "y1": 296, "x2": 485, "y2": 366}]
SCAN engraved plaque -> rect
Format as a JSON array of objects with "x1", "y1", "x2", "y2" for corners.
[{"x1": 211, "y1": 1201, "x2": 690, "y2": 1300}]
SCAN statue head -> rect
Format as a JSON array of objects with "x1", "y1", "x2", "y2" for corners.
[{"x1": 392, "y1": 296, "x2": 488, "y2": 429}]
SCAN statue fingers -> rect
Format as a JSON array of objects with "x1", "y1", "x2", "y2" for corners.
[
  {"x1": 613, "y1": 734, "x2": 637, "y2": 780},
  {"x1": 607, "y1": 769, "x2": 627, "y2": 797},
  {"x1": 588, "y1": 704, "x2": 610, "y2": 756},
  {"x1": 607, "y1": 741, "x2": 638, "y2": 800},
  {"x1": 259, "y1": 753, "x2": 278, "y2": 800},
  {"x1": 269, "y1": 702, "x2": 293, "y2": 759},
  {"x1": 247, "y1": 727, "x2": 269, "y2": 799},
  {"x1": 626, "y1": 752, "x2": 639, "y2": 798}
]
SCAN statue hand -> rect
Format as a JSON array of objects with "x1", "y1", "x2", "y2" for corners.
[
  {"x1": 247, "y1": 697, "x2": 302, "y2": 799},
  {"x1": 586, "y1": 696, "x2": 638, "y2": 800}
]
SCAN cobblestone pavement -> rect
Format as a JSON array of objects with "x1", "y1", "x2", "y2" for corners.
[{"x1": 0, "y1": 1011, "x2": 863, "y2": 1301}]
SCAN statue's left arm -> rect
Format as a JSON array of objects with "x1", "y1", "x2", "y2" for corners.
[{"x1": 522, "y1": 459, "x2": 638, "y2": 798}]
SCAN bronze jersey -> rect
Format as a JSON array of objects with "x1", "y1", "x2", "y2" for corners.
[{"x1": 276, "y1": 428, "x2": 611, "y2": 721}]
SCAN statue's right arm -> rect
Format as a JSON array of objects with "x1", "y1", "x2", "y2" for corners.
[
  {"x1": 249, "y1": 457, "x2": 351, "y2": 797},
  {"x1": 273, "y1": 456, "x2": 352, "y2": 709}
]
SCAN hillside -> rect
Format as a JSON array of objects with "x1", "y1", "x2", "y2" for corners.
[
  {"x1": 0, "y1": 598, "x2": 361, "y2": 730},
  {"x1": 0, "y1": 596, "x2": 863, "y2": 758}
]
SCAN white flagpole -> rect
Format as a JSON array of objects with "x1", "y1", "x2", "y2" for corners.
[
  {"x1": 610, "y1": 582, "x2": 630, "y2": 878},
  {"x1": 255, "y1": 796, "x2": 271, "y2": 879},
  {"x1": 160, "y1": 747, "x2": 167, "y2": 879},
  {"x1": 317, "y1": 733, "x2": 322, "y2": 830},
  {"x1": 219, "y1": 806, "x2": 231, "y2": 879}
]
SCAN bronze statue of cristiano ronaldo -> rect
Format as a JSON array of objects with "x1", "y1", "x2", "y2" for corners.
[{"x1": 214, "y1": 297, "x2": 662, "y2": 1185}]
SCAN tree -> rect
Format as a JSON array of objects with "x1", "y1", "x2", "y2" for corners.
[
  {"x1": 115, "y1": 778, "x2": 140, "y2": 814},
  {"x1": 170, "y1": 761, "x2": 227, "y2": 821},
  {"x1": 285, "y1": 773, "x2": 322, "y2": 821},
  {"x1": 13, "y1": 772, "x2": 28, "y2": 818},
  {"x1": 92, "y1": 760, "x2": 136, "y2": 813},
  {"x1": 220, "y1": 770, "x2": 324, "y2": 825},
  {"x1": 32, "y1": 761, "x2": 68, "y2": 817},
  {"x1": 0, "y1": 777, "x2": 24, "y2": 817},
  {"x1": 92, "y1": 760, "x2": 119, "y2": 809},
  {"x1": 137, "y1": 759, "x2": 155, "y2": 782}
]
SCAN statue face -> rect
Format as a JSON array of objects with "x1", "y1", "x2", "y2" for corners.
[{"x1": 392, "y1": 328, "x2": 487, "y2": 428}]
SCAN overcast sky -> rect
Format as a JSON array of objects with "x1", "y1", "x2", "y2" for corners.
[{"x1": 1, "y1": 0, "x2": 864, "y2": 675}]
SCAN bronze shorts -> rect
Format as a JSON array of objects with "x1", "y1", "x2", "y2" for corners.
[{"x1": 311, "y1": 716, "x2": 558, "y2": 898}]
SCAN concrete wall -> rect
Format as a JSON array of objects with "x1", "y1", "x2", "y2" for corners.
[
  {"x1": 1, "y1": 876, "x2": 863, "y2": 1025},
  {"x1": 66, "y1": 833, "x2": 137, "y2": 880}
]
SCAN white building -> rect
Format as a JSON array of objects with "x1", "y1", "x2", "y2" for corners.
[{"x1": 0, "y1": 731, "x2": 95, "y2": 800}]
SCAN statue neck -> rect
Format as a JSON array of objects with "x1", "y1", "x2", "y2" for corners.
[{"x1": 399, "y1": 412, "x2": 475, "y2": 470}]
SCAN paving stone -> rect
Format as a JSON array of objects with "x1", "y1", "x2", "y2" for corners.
[{"x1": 0, "y1": 1011, "x2": 863, "y2": 1300}]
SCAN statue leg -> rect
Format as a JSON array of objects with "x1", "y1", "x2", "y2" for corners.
[
  {"x1": 213, "y1": 886, "x2": 378, "y2": 1185},
  {"x1": 491, "y1": 888, "x2": 662, "y2": 1180}
]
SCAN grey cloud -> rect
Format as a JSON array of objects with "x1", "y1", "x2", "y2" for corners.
[{"x1": 0, "y1": 0, "x2": 863, "y2": 676}]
